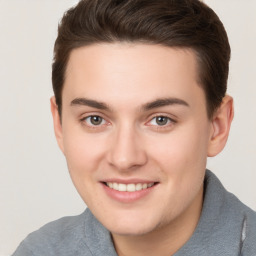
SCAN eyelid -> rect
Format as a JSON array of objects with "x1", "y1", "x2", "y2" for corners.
[
  {"x1": 85, "y1": 116, "x2": 107, "y2": 125},
  {"x1": 145, "y1": 114, "x2": 177, "y2": 127},
  {"x1": 80, "y1": 113, "x2": 111, "y2": 128},
  {"x1": 79, "y1": 112, "x2": 176, "y2": 130}
]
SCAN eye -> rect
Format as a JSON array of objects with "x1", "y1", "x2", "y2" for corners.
[
  {"x1": 148, "y1": 116, "x2": 174, "y2": 126},
  {"x1": 82, "y1": 115, "x2": 107, "y2": 126}
]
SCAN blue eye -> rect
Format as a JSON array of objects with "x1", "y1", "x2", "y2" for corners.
[
  {"x1": 84, "y1": 115, "x2": 107, "y2": 126},
  {"x1": 149, "y1": 116, "x2": 172, "y2": 126}
]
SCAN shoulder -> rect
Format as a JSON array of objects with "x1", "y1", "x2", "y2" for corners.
[
  {"x1": 205, "y1": 170, "x2": 256, "y2": 254},
  {"x1": 205, "y1": 170, "x2": 256, "y2": 226},
  {"x1": 175, "y1": 170, "x2": 256, "y2": 255},
  {"x1": 228, "y1": 193, "x2": 256, "y2": 254},
  {"x1": 238, "y1": 199, "x2": 256, "y2": 255},
  {"x1": 13, "y1": 209, "x2": 117, "y2": 256},
  {"x1": 12, "y1": 209, "x2": 93, "y2": 256}
]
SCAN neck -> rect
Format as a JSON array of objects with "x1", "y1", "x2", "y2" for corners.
[{"x1": 112, "y1": 185, "x2": 204, "y2": 256}]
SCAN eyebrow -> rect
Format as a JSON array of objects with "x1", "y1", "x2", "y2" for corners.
[
  {"x1": 70, "y1": 97, "x2": 189, "y2": 111},
  {"x1": 141, "y1": 98, "x2": 190, "y2": 111},
  {"x1": 70, "y1": 98, "x2": 111, "y2": 111}
]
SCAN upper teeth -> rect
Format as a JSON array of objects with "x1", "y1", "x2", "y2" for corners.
[{"x1": 106, "y1": 182, "x2": 154, "y2": 192}]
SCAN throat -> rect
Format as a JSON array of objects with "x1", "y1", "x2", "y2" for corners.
[{"x1": 112, "y1": 226, "x2": 182, "y2": 256}]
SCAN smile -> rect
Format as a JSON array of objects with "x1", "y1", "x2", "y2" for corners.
[
  {"x1": 105, "y1": 182, "x2": 155, "y2": 192},
  {"x1": 102, "y1": 181, "x2": 159, "y2": 203}
]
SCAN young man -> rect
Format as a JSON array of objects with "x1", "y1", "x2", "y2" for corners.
[{"x1": 13, "y1": 0, "x2": 256, "y2": 255}]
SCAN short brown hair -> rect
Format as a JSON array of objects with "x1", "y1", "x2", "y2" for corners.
[{"x1": 52, "y1": 0, "x2": 230, "y2": 118}]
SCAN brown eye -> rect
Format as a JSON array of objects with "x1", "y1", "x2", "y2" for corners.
[
  {"x1": 147, "y1": 115, "x2": 175, "y2": 128},
  {"x1": 91, "y1": 116, "x2": 102, "y2": 125},
  {"x1": 83, "y1": 115, "x2": 106, "y2": 126},
  {"x1": 155, "y1": 116, "x2": 169, "y2": 126}
]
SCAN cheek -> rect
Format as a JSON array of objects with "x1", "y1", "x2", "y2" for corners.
[
  {"x1": 147, "y1": 122, "x2": 210, "y2": 193},
  {"x1": 61, "y1": 136, "x2": 105, "y2": 201},
  {"x1": 151, "y1": 128, "x2": 208, "y2": 168},
  {"x1": 63, "y1": 128, "x2": 107, "y2": 170},
  {"x1": 62, "y1": 131, "x2": 107, "y2": 203},
  {"x1": 147, "y1": 125, "x2": 208, "y2": 217}
]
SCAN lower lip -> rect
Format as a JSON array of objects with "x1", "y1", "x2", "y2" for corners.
[{"x1": 101, "y1": 183, "x2": 157, "y2": 203}]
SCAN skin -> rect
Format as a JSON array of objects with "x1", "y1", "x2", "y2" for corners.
[{"x1": 51, "y1": 43, "x2": 233, "y2": 256}]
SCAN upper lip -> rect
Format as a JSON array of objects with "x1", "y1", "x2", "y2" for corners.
[{"x1": 101, "y1": 179, "x2": 159, "y2": 184}]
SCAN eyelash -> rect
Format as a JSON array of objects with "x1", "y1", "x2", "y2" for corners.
[
  {"x1": 146, "y1": 115, "x2": 176, "y2": 128},
  {"x1": 80, "y1": 114, "x2": 176, "y2": 130},
  {"x1": 80, "y1": 115, "x2": 109, "y2": 129}
]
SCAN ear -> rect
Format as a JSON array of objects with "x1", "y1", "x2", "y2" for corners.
[
  {"x1": 50, "y1": 96, "x2": 65, "y2": 154},
  {"x1": 207, "y1": 95, "x2": 234, "y2": 157}
]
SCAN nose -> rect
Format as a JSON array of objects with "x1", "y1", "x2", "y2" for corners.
[{"x1": 107, "y1": 124, "x2": 147, "y2": 171}]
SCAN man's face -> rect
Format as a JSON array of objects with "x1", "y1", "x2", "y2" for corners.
[{"x1": 55, "y1": 43, "x2": 214, "y2": 236}]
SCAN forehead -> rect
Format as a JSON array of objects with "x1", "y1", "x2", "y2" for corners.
[{"x1": 63, "y1": 43, "x2": 204, "y2": 110}]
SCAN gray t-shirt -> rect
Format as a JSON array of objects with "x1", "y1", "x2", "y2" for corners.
[{"x1": 12, "y1": 170, "x2": 256, "y2": 256}]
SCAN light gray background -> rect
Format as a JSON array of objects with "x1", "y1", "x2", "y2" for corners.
[{"x1": 0, "y1": 0, "x2": 255, "y2": 255}]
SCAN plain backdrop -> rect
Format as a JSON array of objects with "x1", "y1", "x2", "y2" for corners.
[{"x1": 0, "y1": 0, "x2": 255, "y2": 255}]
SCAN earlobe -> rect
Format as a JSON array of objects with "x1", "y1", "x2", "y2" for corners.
[
  {"x1": 207, "y1": 95, "x2": 234, "y2": 157},
  {"x1": 50, "y1": 96, "x2": 65, "y2": 154}
]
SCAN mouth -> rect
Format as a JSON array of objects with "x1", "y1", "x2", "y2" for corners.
[
  {"x1": 103, "y1": 182, "x2": 158, "y2": 192},
  {"x1": 101, "y1": 181, "x2": 159, "y2": 203}
]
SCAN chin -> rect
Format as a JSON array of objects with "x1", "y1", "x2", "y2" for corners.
[
  {"x1": 110, "y1": 224, "x2": 156, "y2": 237},
  {"x1": 101, "y1": 213, "x2": 162, "y2": 237}
]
